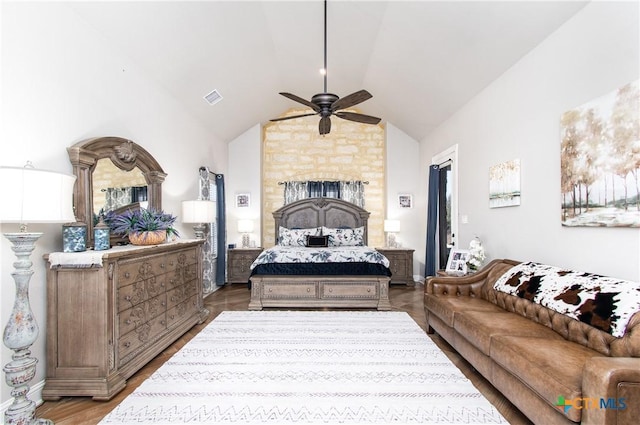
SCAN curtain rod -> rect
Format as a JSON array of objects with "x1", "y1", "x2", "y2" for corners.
[{"x1": 278, "y1": 180, "x2": 369, "y2": 185}]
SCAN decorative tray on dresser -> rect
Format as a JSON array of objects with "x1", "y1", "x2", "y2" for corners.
[{"x1": 42, "y1": 239, "x2": 208, "y2": 401}]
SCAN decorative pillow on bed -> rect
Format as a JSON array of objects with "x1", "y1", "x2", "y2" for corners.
[
  {"x1": 306, "y1": 235, "x2": 329, "y2": 248},
  {"x1": 278, "y1": 226, "x2": 321, "y2": 246},
  {"x1": 321, "y1": 226, "x2": 365, "y2": 247}
]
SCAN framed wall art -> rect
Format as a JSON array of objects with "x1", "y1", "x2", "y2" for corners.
[
  {"x1": 560, "y1": 80, "x2": 639, "y2": 227},
  {"x1": 489, "y1": 159, "x2": 521, "y2": 208},
  {"x1": 236, "y1": 193, "x2": 250, "y2": 208},
  {"x1": 398, "y1": 194, "x2": 413, "y2": 208}
]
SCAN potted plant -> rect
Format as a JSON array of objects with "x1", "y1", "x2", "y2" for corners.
[{"x1": 109, "y1": 207, "x2": 179, "y2": 245}]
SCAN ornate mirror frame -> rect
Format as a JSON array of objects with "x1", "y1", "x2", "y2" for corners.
[{"x1": 67, "y1": 136, "x2": 167, "y2": 246}]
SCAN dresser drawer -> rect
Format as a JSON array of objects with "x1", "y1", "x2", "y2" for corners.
[
  {"x1": 118, "y1": 314, "x2": 167, "y2": 362},
  {"x1": 262, "y1": 282, "x2": 317, "y2": 298},
  {"x1": 117, "y1": 253, "x2": 166, "y2": 287},
  {"x1": 321, "y1": 282, "x2": 378, "y2": 299},
  {"x1": 119, "y1": 293, "x2": 167, "y2": 335},
  {"x1": 118, "y1": 277, "x2": 168, "y2": 312},
  {"x1": 166, "y1": 295, "x2": 199, "y2": 329}
]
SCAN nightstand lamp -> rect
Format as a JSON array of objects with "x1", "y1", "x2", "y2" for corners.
[
  {"x1": 384, "y1": 219, "x2": 400, "y2": 248},
  {"x1": 181, "y1": 200, "x2": 216, "y2": 239},
  {"x1": 237, "y1": 219, "x2": 254, "y2": 248},
  {"x1": 0, "y1": 162, "x2": 76, "y2": 425}
]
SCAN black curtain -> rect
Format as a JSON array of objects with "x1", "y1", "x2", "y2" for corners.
[
  {"x1": 214, "y1": 174, "x2": 226, "y2": 286},
  {"x1": 425, "y1": 165, "x2": 440, "y2": 277},
  {"x1": 323, "y1": 181, "x2": 340, "y2": 198},
  {"x1": 308, "y1": 181, "x2": 323, "y2": 198}
]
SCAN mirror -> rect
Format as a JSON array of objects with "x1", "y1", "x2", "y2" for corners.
[
  {"x1": 68, "y1": 136, "x2": 167, "y2": 247},
  {"x1": 92, "y1": 158, "x2": 147, "y2": 214}
]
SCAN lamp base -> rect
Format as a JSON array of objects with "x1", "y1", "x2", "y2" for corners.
[
  {"x1": 386, "y1": 233, "x2": 397, "y2": 248},
  {"x1": 3, "y1": 233, "x2": 52, "y2": 425},
  {"x1": 241, "y1": 233, "x2": 250, "y2": 248},
  {"x1": 192, "y1": 223, "x2": 207, "y2": 239}
]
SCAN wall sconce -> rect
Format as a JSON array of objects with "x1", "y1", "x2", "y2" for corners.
[
  {"x1": 384, "y1": 219, "x2": 400, "y2": 248},
  {"x1": 181, "y1": 200, "x2": 216, "y2": 239},
  {"x1": 0, "y1": 162, "x2": 76, "y2": 425},
  {"x1": 237, "y1": 219, "x2": 254, "y2": 248}
]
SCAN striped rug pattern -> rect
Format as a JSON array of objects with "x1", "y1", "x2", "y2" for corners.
[{"x1": 100, "y1": 311, "x2": 506, "y2": 424}]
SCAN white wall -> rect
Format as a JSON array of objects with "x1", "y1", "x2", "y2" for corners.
[
  {"x1": 227, "y1": 124, "x2": 262, "y2": 248},
  {"x1": 385, "y1": 123, "x2": 422, "y2": 279},
  {"x1": 0, "y1": 2, "x2": 226, "y2": 407},
  {"x1": 419, "y1": 1, "x2": 640, "y2": 281}
]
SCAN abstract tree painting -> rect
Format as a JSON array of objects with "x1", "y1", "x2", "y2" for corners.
[{"x1": 561, "y1": 81, "x2": 640, "y2": 227}]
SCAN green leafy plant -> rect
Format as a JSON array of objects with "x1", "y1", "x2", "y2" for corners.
[{"x1": 110, "y1": 207, "x2": 179, "y2": 239}]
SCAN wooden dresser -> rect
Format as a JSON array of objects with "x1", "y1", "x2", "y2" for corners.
[{"x1": 42, "y1": 240, "x2": 208, "y2": 401}]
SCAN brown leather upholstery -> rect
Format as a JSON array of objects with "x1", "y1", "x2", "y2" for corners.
[{"x1": 424, "y1": 259, "x2": 640, "y2": 425}]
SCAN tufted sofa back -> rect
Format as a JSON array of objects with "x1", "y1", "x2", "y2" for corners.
[{"x1": 478, "y1": 260, "x2": 640, "y2": 358}]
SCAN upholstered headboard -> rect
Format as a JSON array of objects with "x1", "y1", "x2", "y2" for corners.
[{"x1": 272, "y1": 198, "x2": 370, "y2": 245}]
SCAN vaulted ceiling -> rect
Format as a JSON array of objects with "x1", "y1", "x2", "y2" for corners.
[{"x1": 68, "y1": 1, "x2": 587, "y2": 142}]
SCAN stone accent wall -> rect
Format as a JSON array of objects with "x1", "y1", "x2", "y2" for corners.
[{"x1": 262, "y1": 108, "x2": 386, "y2": 248}]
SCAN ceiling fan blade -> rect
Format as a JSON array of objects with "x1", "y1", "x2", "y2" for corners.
[
  {"x1": 335, "y1": 111, "x2": 381, "y2": 125},
  {"x1": 270, "y1": 112, "x2": 318, "y2": 122},
  {"x1": 319, "y1": 116, "x2": 331, "y2": 135},
  {"x1": 279, "y1": 92, "x2": 321, "y2": 112},
  {"x1": 330, "y1": 90, "x2": 373, "y2": 112}
]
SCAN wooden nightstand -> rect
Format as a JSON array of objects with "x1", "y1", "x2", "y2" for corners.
[
  {"x1": 227, "y1": 248, "x2": 263, "y2": 284},
  {"x1": 376, "y1": 248, "x2": 415, "y2": 286}
]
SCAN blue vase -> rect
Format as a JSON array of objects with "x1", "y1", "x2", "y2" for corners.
[
  {"x1": 63, "y1": 221, "x2": 87, "y2": 252},
  {"x1": 94, "y1": 217, "x2": 110, "y2": 251}
]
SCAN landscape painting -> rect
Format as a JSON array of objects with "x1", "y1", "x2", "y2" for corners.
[
  {"x1": 489, "y1": 159, "x2": 521, "y2": 208},
  {"x1": 560, "y1": 80, "x2": 640, "y2": 227}
]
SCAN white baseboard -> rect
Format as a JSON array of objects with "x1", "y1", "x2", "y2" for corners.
[{"x1": 1, "y1": 379, "x2": 45, "y2": 424}]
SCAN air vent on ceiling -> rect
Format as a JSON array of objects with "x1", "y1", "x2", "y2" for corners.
[{"x1": 204, "y1": 89, "x2": 223, "y2": 105}]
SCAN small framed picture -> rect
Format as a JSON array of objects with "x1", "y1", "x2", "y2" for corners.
[
  {"x1": 398, "y1": 194, "x2": 413, "y2": 208},
  {"x1": 236, "y1": 193, "x2": 250, "y2": 208},
  {"x1": 445, "y1": 249, "x2": 470, "y2": 275}
]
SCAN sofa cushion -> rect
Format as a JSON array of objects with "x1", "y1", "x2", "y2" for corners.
[
  {"x1": 424, "y1": 295, "x2": 504, "y2": 328},
  {"x1": 454, "y1": 310, "x2": 563, "y2": 355},
  {"x1": 491, "y1": 335, "x2": 600, "y2": 423}
]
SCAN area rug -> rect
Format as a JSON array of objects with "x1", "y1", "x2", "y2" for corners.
[{"x1": 99, "y1": 311, "x2": 507, "y2": 424}]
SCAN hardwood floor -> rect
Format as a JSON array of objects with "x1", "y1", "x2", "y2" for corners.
[{"x1": 35, "y1": 283, "x2": 532, "y2": 424}]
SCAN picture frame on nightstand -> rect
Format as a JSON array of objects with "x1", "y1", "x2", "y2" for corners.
[{"x1": 445, "y1": 249, "x2": 470, "y2": 275}]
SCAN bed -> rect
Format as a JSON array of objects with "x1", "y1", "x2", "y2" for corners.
[{"x1": 248, "y1": 198, "x2": 391, "y2": 310}]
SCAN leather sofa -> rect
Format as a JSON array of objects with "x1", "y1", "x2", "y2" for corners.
[{"x1": 424, "y1": 259, "x2": 640, "y2": 425}]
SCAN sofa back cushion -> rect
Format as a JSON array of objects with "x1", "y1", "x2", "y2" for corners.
[{"x1": 481, "y1": 260, "x2": 640, "y2": 358}]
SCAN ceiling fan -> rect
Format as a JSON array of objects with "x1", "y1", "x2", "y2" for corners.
[{"x1": 270, "y1": 0, "x2": 381, "y2": 135}]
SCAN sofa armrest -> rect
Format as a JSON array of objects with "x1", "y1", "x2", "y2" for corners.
[
  {"x1": 425, "y1": 259, "x2": 517, "y2": 297},
  {"x1": 582, "y1": 357, "x2": 640, "y2": 425}
]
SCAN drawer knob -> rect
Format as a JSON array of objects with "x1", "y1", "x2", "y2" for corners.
[
  {"x1": 161, "y1": 320, "x2": 166, "y2": 325},
  {"x1": 160, "y1": 263, "x2": 165, "y2": 268},
  {"x1": 124, "y1": 342, "x2": 131, "y2": 348},
  {"x1": 124, "y1": 295, "x2": 131, "y2": 301},
  {"x1": 367, "y1": 288, "x2": 371, "y2": 292},
  {"x1": 125, "y1": 319, "x2": 131, "y2": 325},
  {"x1": 125, "y1": 272, "x2": 130, "y2": 278},
  {"x1": 171, "y1": 296, "x2": 176, "y2": 302},
  {"x1": 170, "y1": 314, "x2": 175, "y2": 319},
  {"x1": 161, "y1": 301, "x2": 166, "y2": 306},
  {"x1": 268, "y1": 288, "x2": 272, "y2": 292},
  {"x1": 329, "y1": 288, "x2": 333, "y2": 292},
  {"x1": 307, "y1": 288, "x2": 310, "y2": 292}
]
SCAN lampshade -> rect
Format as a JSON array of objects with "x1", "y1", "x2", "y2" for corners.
[
  {"x1": 181, "y1": 200, "x2": 216, "y2": 223},
  {"x1": 0, "y1": 165, "x2": 76, "y2": 223},
  {"x1": 384, "y1": 219, "x2": 400, "y2": 233},
  {"x1": 237, "y1": 219, "x2": 254, "y2": 233}
]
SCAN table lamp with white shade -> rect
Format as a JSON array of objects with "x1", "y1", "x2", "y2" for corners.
[
  {"x1": 0, "y1": 162, "x2": 76, "y2": 425},
  {"x1": 181, "y1": 200, "x2": 216, "y2": 239},
  {"x1": 383, "y1": 219, "x2": 400, "y2": 248},
  {"x1": 237, "y1": 219, "x2": 254, "y2": 248}
]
